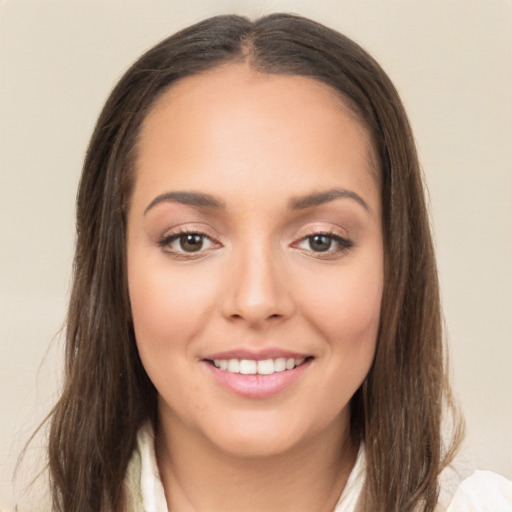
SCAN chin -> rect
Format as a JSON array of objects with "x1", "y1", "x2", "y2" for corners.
[
  {"x1": 201, "y1": 410, "x2": 330, "y2": 460},
  {"x1": 210, "y1": 428, "x2": 303, "y2": 459}
]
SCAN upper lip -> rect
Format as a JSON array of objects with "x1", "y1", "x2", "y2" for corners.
[{"x1": 203, "y1": 348, "x2": 312, "y2": 361}]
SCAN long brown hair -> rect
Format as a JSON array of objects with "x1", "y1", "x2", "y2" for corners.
[{"x1": 47, "y1": 13, "x2": 463, "y2": 511}]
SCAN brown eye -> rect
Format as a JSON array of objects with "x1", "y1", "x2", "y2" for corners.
[
  {"x1": 308, "y1": 234, "x2": 332, "y2": 252},
  {"x1": 179, "y1": 233, "x2": 204, "y2": 252},
  {"x1": 159, "y1": 230, "x2": 220, "y2": 257},
  {"x1": 293, "y1": 231, "x2": 353, "y2": 257}
]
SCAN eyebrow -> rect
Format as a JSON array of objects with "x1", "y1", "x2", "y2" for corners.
[
  {"x1": 144, "y1": 187, "x2": 370, "y2": 215},
  {"x1": 144, "y1": 191, "x2": 225, "y2": 215},
  {"x1": 288, "y1": 188, "x2": 370, "y2": 212}
]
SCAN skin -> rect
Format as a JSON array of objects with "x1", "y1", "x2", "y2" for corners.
[{"x1": 127, "y1": 63, "x2": 384, "y2": 512}]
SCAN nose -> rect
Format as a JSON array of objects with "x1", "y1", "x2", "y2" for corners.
[{"x1": 221, "y1": 243, "x2": 295, "y2": 327}]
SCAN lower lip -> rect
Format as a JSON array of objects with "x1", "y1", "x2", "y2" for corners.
[{"x1": 204, "y1": 360, "x2": 312, "y2": 399}]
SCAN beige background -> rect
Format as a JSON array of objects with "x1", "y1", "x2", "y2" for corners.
[{"x1": 1, "y1": 0, "x2": 511, "y2": 508}]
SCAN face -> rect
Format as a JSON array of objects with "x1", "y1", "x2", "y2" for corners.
[{"x1": 127, "y1": 64, "x2": 383, "y2": 458}]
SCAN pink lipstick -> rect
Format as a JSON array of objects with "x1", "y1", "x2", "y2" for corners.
[{"x1": 202, "y1": 349, "x2": 313, "y2": 398}]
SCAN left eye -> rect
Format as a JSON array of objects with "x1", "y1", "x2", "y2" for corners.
[
  {"x1": 295, "y1": 233, "x2": 352, "y2": 254},
  {"x1": 306, "y1": 234, "x2": 334, "y2": 252}
]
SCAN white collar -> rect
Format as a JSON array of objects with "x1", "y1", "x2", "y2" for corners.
[
  {"x1": 133, "y1": 424, "x2": 491, "y2": 512},
  {"x1": 134, "y1": 422, "x2": 366, "y2": 512}
]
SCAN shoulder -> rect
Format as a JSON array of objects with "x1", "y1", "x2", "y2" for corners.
[
  {"x1": 345, "y1": 445, "x2": 512, "y2": 512},
  {"x1": 446, "y1": 470, "x2": 512, "y2": 512},
  {"x1": 437, "y1": 447, "x2": 512, "y2": 511}
]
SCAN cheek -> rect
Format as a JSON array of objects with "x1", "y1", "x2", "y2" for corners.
[
  {"x1": 341, "y1": 274, "x2": 382, "y2": 339},
  {"x1": 299, "y1": 258, "x2": 383, "y2": 398},
  {"x1": 128, "y1": 255, "x2": 219, "y2": 353},
  {"x1": 303, "y1": 264, "x2": 383, "y2": 343},
  {"x1": 291, "y1": 262, "x2": 382, "y2": 428}
]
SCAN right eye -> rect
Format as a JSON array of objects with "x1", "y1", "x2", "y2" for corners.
[
  {"x1": 174, "y1": 233, "x2": 207, "y2": 252},
  {"x1": 158, "y1": 231, "x2": 219, "y2": 256}
]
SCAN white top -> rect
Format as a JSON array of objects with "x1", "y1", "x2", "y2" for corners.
[{"x1": 126, "y1": 423, "x2": 512, "y2": 512}]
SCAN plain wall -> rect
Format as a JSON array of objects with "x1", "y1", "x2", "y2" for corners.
[{"x1": 1, "y1": 0, "x2": 511, "y2": 508}]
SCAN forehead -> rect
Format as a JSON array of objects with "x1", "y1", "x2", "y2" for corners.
[
  {"x1": 142, "y1": 64, "x2": 375, "y2": 159},
  {"x1": 150, "y1": 63, "x2": 361, "y2": 120},
  {"x1": 133, "y1": 63, "x2": 379, "y2": 210}
]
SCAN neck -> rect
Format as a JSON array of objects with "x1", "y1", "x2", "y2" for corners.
[{"x1": 155, "y1": 413, "x2": 358, "y2": 512}]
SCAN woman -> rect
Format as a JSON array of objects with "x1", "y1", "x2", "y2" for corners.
[{"x1": 44, "y1": 13, "x2": 511, "y2": 512}]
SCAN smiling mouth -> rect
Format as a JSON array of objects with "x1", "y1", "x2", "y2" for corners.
[{"x1": 206, "y1": 357, "x2": 313, "y2": 376}]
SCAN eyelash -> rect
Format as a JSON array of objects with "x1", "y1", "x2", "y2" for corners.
[
  {"x1": 293, "y1": 231, "x2": 354, "y2": 257},
  {"x1": 158, "y1": 229, "x2": 220, "y2": 259},
  {"x1": 157, "y1": 229, "x2": 353, "y2": 259}
]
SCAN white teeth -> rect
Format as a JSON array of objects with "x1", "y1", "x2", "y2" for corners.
[
  {"x1": 274, "y1": 358, "x2": 286, "y2": 372},
  {"x1": 211, "y1": 357, "x2": 308, "y2": 375},
  {"x1": 257, "y1": 359, "x2": 274, "y2": 375},
  {"x1": 239, "y1": 360, "x2": 257, "y2": 374},
  {"x1": 227, "y1": 359, "x2": 240, "y2": 373}
]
